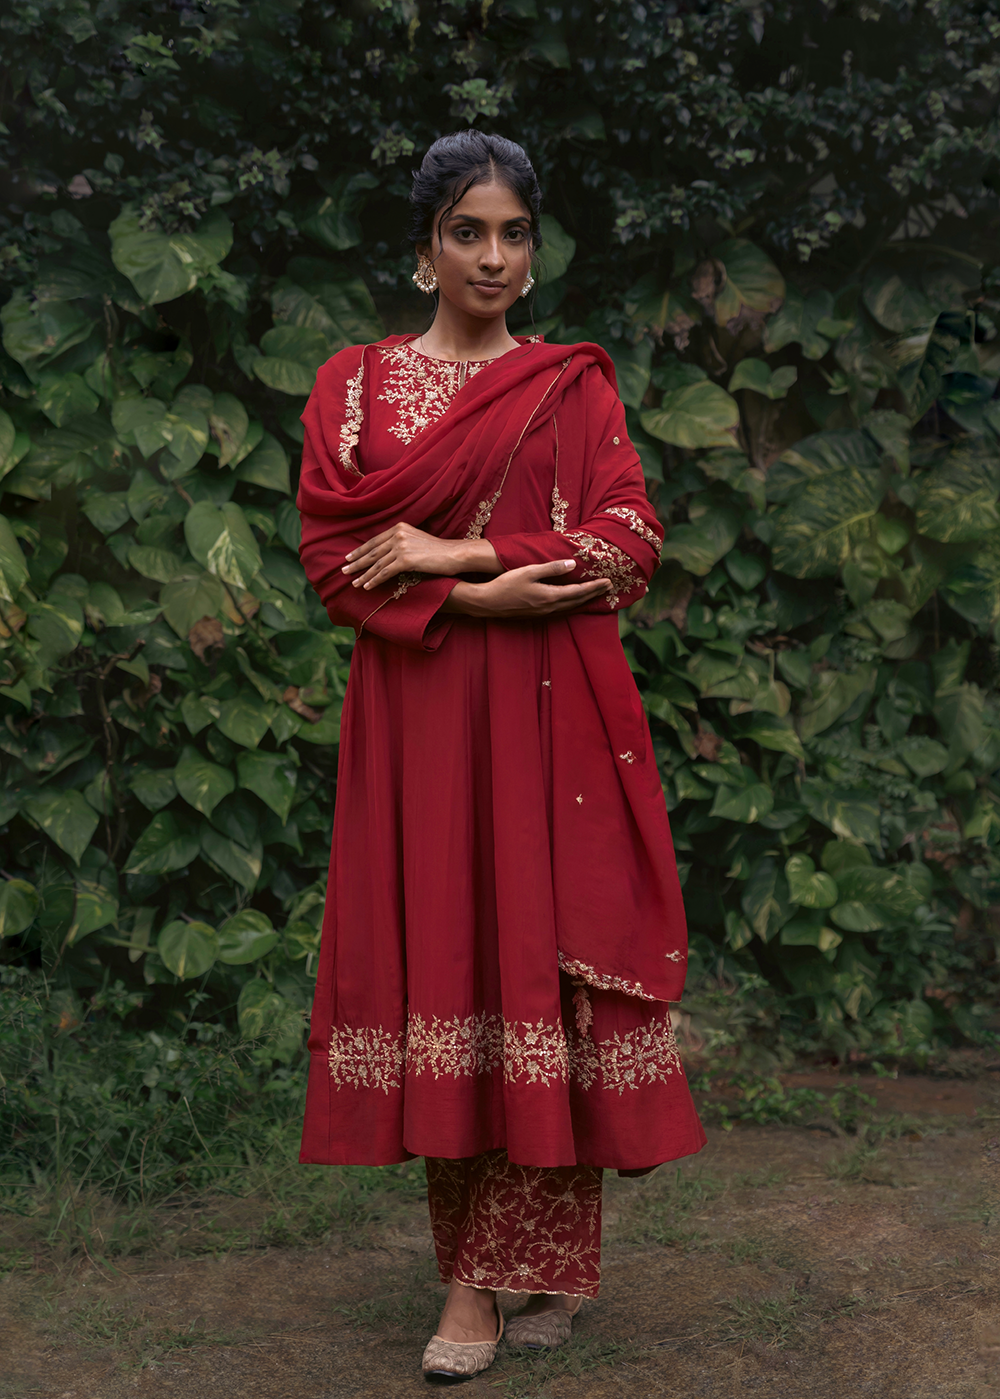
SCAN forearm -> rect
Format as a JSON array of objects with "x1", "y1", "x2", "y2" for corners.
[{"x1": 447, "y1": 539, "x2": 503, "y2": 575}]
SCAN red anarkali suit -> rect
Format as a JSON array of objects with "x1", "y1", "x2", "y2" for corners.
[{"x1": 297, "y1": 335, "x2": 705, "y2": 1296}]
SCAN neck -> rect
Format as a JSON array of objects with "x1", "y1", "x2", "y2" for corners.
[{"x1": 417, "y1": 300, "x2": 519, "y2": 362}]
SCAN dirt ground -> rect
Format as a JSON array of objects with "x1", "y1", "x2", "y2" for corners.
[{"x1": 2, "y1": 1070, "x2": 998, "y2": 1399}]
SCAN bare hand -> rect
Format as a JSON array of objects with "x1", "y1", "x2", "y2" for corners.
[
  {"x1": 442, "y1": 559, "x2": 612, "y2": 618},
  {"x1": 343, "y1": 523, "x2": 500, "y2": 590}
]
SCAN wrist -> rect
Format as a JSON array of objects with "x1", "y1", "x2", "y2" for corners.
[
  {"x1": 441, "y1": 579, "x2": 495, "y2": 616},
  {"x1": 454, "y1": 540, "x2": 502, "y2": 575}
]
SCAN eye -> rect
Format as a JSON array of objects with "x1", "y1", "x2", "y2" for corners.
[
  {"x1": 453, "y1": 226, "x2": 478, "y2": 241},
  {"x1": 505, "y1": 229, "x2": 527, "y2": 242}
]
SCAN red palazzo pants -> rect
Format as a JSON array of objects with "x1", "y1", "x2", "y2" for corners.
[{"x1": 426, "y1": 1150, "x2": 604, "y2": 1298}]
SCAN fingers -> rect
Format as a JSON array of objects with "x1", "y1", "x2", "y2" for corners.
[{"x1": 527, "y1": 558, "x2": 579, "y2": 580}]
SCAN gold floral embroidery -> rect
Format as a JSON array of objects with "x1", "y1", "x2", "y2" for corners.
[
  {"x1": 601, "y1": 505, "x2": 662, "y2": 550},
  {"x1": 568, "y1": 1012, "x2": 682, "y2": 1095},
  {"x1": 559, "y1": 528, "x2": 644, "y2": 609},
  {"x1": 465, "y1": 487, "x2": 504, "y2": 541},
  {"x1": 619, "y1": 750, "x2": 636, "y2": 764},
  {"x1": 328, "y1": 1023, "x2": 404, "y2": 1093},
  {"x1": 556, "y1": 952, "x2": 657, "y2": 1001},
  {"x1": 550, "y1": 416, "x2": 569, "y2": 530},
  {"x1": 407, "y1": 1011, "x2": 504, "y2": 1079},
  {"x1": 377, "y1": 342, "x2": 494, "y2": 446},
  {"x1": 339, "y1": 360, "x2": 365, "y2": 477},
  {"x1": 329, "y1": 1004, "x2": 684, "y2": 1094},
  {"x1": 503, "y1": 1018, "x2": 570, "y2": 1086},
  {"x1": 391, "y1": 570, "x2": 423, "y2": 600},
  {"x1": 426, "y1": 1151, "x2": 603, "y2": 1297}
]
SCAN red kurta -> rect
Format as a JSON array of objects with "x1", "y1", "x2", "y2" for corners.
[{"x1": 298, "y1": 336, "x2": 705, "y2": 1172}]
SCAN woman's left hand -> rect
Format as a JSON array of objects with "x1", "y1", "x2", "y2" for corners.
[{"x1": 343, "y1": 523, "x2": 500, "y2": 590}]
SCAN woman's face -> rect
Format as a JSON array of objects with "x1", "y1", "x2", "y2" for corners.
[{"x1": 419, "y1": 180, "x2": 533, "y2": 320}]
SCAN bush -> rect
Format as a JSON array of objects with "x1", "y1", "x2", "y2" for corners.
[{"x1": 0, "y1": 0, "x2": 998, "y2": 1080}]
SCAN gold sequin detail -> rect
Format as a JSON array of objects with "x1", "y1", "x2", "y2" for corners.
[
  {"x1": 619, "y1": 750, "x2": 636, "y2": 764},
  {"x1": 557, "y1": 952, "x2": 657, "y2": 1001},
  {"x1": 559, "y1": 528, "x2": 644, "y2": 609},
  {"x1": 377, "y1": 342, "x2": 495, "y2": 446},
  {"x1": 601, "y1": 505, "x2": 662, "y2": 550},
  {"x1": 339, "y1": 361, "x2": 365, "y2": 477}
]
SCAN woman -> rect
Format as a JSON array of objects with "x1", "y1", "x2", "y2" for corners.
[{"x1": 297, "y1": 131, "x2": 706, "y2": 1383}]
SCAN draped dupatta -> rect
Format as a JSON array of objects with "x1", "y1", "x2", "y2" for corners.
[{"x1": 297, "y1": 338, "x2": 688, "y2": 1019}]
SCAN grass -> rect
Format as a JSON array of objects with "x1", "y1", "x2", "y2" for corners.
[
  {"x1": 615, "y1": 1165, "x2": 726, "y2": 1249},
  {"x1": 718, "y1": 1284, "x2": 808, "y2": 1349},
  {"x1": 60, "y1": 1295, "x2": 241, "y2": 1370}
]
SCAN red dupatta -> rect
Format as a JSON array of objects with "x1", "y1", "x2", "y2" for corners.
[{"x1": 298, "y1": 338, "x2": 688, "y2": 1007}]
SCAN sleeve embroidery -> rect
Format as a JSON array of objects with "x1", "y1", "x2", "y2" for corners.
[
  {"x1": 560, "y1": 529, "x2": 646, "y2": 609},
  {"x1": 550, "y1": 415, "x2": 569, "y2": 530},
  {"x1": 600, "y1": 506, "x2": 661, "y2": 550},
  {"x1": 339, "y1": 357, "x2": 365, "y2": 477}
]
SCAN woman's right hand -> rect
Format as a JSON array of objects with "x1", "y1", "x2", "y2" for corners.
[{"x1": 441, "y1": 559, "x2": 612, "y2": 618}]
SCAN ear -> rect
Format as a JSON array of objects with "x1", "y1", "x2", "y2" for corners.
[{"x1": 415, "y1": 242, "x2": 431, "y2": 262}]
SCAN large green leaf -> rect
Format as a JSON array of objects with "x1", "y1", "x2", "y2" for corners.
[
  {"x1": 174, "y1": 744, "x2": 236, "y2": 817},
  {"x1": 763, "y1": 286, "x2": 840, "y2": 359},
  {"x1": 797, "y1": 665, "x2": 876, "y2": 739},
  {"x1": 770, "y1": 469, "x2": 881, "y2": 578},
  {"x1": 284, "y1": 258, "x2": 385, "y2": 348},
  {"x1": 709, "y1": 776, "x2": 774, "y2": 824},
  {"x1": 216, "y1": 909, "x2": 278, "y2": 964},
  {"x1": 766, "y1": 429, "x2": 880, "y2": 503},
  {"x1": 0, "y1": 879, "x2": 39, "y2": 938},
  {"x1": 36, "y1": 372, "x2": 100, "y2": 426},
  {"x1": 710, "y1": 239, "x2": 785, "y2": 327},
  {"x1": 130, "y1": 767, "x2": 178, "y2": 812},
  {"x1": 110, "y1": 208, "x2": 232, "y2": 305},
  {"x1": 641, "y1": 381, "x2": 739, "y2": 449},
  {"x1": 236, "y1": 750, "x2": 298, "y2": 823},
  {"x1": 1, "y1": 289, "x2": 93, "y2": 371},
  {"x1": 160, "y1": 570, "x2": 226, "y2": 637},
  {"x1": 661, "y1": 506, "x2": 742, "y2": 576},
  {"x1": 184, "y1": 500, "x2": 262, "y2": 590},
  {"x1": 299, "y1": 172, "x2": 379, "y2": 251},
  {"x1": 209, "y1": 392, "x2": 249, "y2": 467},
  {"x1": 236, "y1": 433, "x2": 290, "y2": 493},
  {"x1": 124, "y1": 812, "x2": 200, "y2": 875},
  {"x1": 740, "y1": 857, "x2": 792, "y2": 943},
  {"x1": 728, "y1": 360, "x2": 797, "y2": 399},
  {"x1": 914, "y1": 444, "x2": 1000, "y2": 543},
  {"x1": 535, "y1": 214, "x2": 577, "y2": 284},
  {"x1": 0, "y1": 514, "x2": 29, "y2": 602},
  {"x1": 785, "y1": 855, "x2": 839, "y2": 908},
  {"x1": 215, "y1": 691, "x2": 276, "y2": 749},
  {"x1": 22, "y1": 791, "x2": 99, "y2": 864},
  {"x1": 801, "y1": 783, "x2": 881, "y2": 844},
  {"x1": 158, "y1": 919, "x2": 218, "y2": 978},
  {"x1": 253, "y1": 326, "x2": 329, "y2": 395},
  {"x1": 200, "y1": 825, "x2": 262, "y2": 890}
]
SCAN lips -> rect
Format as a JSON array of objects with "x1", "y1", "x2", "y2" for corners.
[{"x1": 471, "y1": 280, "x2": 506, "y2": 294}]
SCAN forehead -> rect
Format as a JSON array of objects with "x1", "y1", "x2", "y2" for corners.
[{"x1": 445, "y1": 180, "x2": 530, "y2": 223}]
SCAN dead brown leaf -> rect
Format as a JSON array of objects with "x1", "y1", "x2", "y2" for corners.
[
  {"x1": 188, "y1": 617, "x2": 225, "y2": 662},
  {"x1": 282, "y1": 686, "x2": 322, "y2": 723},
  {"x1": 693, "y1": 724, "x2": 723, "y2": 762}
]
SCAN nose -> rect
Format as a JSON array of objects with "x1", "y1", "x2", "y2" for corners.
[{"x1": 478, "y1": 237, "x2": 506, "y2": 273}]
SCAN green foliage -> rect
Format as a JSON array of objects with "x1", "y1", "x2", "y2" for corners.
[{"x1": 1, "y1": 0, "x2": 999, "y2": 1073}]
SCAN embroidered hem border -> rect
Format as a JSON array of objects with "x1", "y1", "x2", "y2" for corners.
[{"x1": 327, "y1": 1008, "x2": 682, "y2": 1097}]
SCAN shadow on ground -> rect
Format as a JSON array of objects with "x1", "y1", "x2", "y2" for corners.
[{"x1": 2, "y1": 1070, "x2": 997, "y2": 1399}]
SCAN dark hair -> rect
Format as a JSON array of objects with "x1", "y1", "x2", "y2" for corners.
[{"x1": 408, "y1": 131, "x2": 543, "y2": 254}]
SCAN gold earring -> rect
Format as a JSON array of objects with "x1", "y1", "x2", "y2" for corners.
[
  {"x1": 520, "y1": 271, "x2": 535, "y2": 298},
  {"x1": 412, "y1": 254, "x2": 438, "y2": 294}
]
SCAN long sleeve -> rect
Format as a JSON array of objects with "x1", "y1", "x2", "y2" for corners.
[
  {"x1": 488, "y1": 371, "x2": 662, "y2": 612},
  {"x1": 298, "y1": 349, "x2": 459, "y2": 651}
]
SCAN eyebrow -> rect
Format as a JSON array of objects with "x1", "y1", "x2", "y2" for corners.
[{"x1": 444, "y1": 214, "x2": 530, "y2": 227}]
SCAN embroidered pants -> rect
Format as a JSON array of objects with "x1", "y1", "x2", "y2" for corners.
[{"x1": 425, "y1": 1150, "x2": 604, "y2": 1298}]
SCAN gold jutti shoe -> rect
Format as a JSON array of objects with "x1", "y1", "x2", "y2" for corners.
[
  {"x1": 505, "y1": 1297, "x2": 582, "y2": 1351},
  {"x1": 422, "y1": 1305, "x2": 504, "y2": 1384}
]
